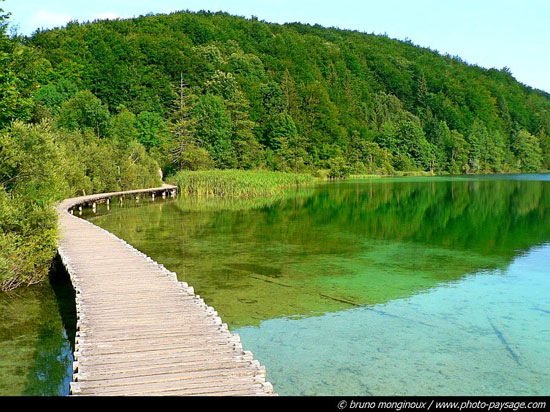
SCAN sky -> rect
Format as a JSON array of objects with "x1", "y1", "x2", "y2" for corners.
[{"x1": 3, "y1": 0, "x2": 549, "y2": 93}]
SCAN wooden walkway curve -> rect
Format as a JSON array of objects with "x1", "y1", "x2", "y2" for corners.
[{"x1": 57, "y1": 185, "x2": 275, "y2": 396}]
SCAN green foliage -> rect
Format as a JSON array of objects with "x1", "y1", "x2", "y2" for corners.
[
  {"x1": 0, "y1": 4, "x2": 168, "y2": 290},
  {"x1": 0, "y1": 195, "x2": 57, "y2": 290},
  {"x1": 328, "y1": 156, "x2": 351, "y2": 178},
  {"x1": 194, "y1": 93, "x2": 235, "y2": 168},
  {"x1": 26, "y1": 11, "x2": 549, "y2": 176},
  {"x1": 175, "y1": 145, "x2": 215, "y2": 171},
  {"x1": 33, "y1": 79, "x2": 78, "y2": 116},
  {"x1": 0, "y1": 122, "x2": 64, "y2": 289},
  {"x1": 0, "y1": 121, "x2": 161, "y2": 290},
  {"x1": 57, "y1": 90, "x2": 110, "y2": 137},
  {"x1": 540, "y1": 129, "x2": 550, "y2": 170},
  {"x1": 170, "y1": 169, "x2": 317, "y2": 198},
  {"x1": 135, "y1": 111, "x2": 168, "y2": 151},
  {"x1": 108, "y1": 106, "x2": 138, "y2": 144},
  {"x1": 0, "y1": 13, "x2": 37, "y2": 128},
  {"x1": 511, "y1": 129, "x2": 542, "y2": 172},
  {"x1": 446, "y1": 129, "x2": 470, "y2": 174}
]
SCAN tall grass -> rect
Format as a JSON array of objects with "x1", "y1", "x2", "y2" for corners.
[{"x1": 170, "y1": 170, "x2": 317, "y2": 198}]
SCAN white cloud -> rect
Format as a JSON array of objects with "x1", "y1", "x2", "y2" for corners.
[
  {"x1": 91, "y1": 12, "x2": 119, "y2": 21},
  {"x1": 30, "y1": 10, "x2": 73, "y2": 30}
]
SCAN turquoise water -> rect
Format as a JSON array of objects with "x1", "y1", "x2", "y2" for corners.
[
  {"x1": 236, "y1": 243, "x2": 550, "y2": 395},
  {"x1": 86, "y1": 174, "x2": 550, "y2": 396}
]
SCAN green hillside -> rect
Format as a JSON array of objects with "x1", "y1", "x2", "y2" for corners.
[{"x1": 27, "y1": 10, "x2": 550, "y2": 175}]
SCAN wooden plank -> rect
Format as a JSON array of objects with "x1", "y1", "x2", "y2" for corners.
[{"x1": 57, "y1": 185, "x2": 275, "y2": 396}]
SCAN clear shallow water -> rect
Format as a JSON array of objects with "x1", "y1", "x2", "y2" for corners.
[
  {"x1": 237, "y1": 244, "x2": 550, "y2": 395},
  {"x1": 0, "y1": 263, "x2": 75, "y2": 396},
  {"x1": 86, "y1": 174, "x2": 550, "y2": 395}
]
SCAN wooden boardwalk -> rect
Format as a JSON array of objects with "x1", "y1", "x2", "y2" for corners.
[{"x1": 57, "y1": 185, "x2": 275, "y2": 396}]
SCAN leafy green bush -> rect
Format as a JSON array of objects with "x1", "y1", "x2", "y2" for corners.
[
  {"x1": 0, "y1": 121, "x2": 161, "y2": 290},
  {"x1": 0, "y1": 188, "x2": 57, "y2": 289}
]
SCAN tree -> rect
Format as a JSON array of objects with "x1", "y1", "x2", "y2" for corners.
[
  {"x1": 108, "y1": 106, "x2": 138, "y2": 145},
  {"x1": 194, "y1": 94, "x2": 234, "y2": 168},
  {"x1": 540, "y1": 128, "x2": 550, "y2": 170},
  {"x1": 328, "y1": 155, "x2": 351, "y2": 178},
  {"x1": 446, "y1": 129, "x2": 470, "y2": 174},
  {"x1": 425, "y1": 120, "x2": 451, "y2": 171},
  {"x1": 261, "y1": 81, "x2": 285, "y2": 115},
  {"x1": 175, "y1": 146, "x2": 214, "y2": 171},
  {"x1": 22, "y1": 9, "x2": 550, "y2": 175},
  {"x1": 0, "y1": 6, "x2": 34, "y2": 128},
  {"x1": 33, "y1": 79, "x2": 78, "y2": 115},
  {"x1": 205, "y1": 70, "x2": 262, "y2": 168},
  {"x1": 264, "y1": 112, "x2": 307, "y2": 171},
  {"x1": 511, "y1": 129, "x2": 542, "y2": 172},
  {"x1": 135, "y1": 111, "x2": 168, "y2": 151},
  {"x1": 229, "y1": 92, "x2": 262, "y2": 169},
  {"x1": 57, "y1": 90, "x2": 110, "y2": 138},
  {"x1": 169, "y1": 79, "x2": 201, "y2": 170},
  {"x1": 280, "y1": 69, "x2": 299, "y2": 118},
  {"x1": 467, "y1": 119, "x2": 491, "y2": 172}
]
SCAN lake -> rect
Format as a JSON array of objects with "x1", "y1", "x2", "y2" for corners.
[
  {"x1": 86, "y1": 174, "x2": 550, "y2": 396},
  {"x1": 1, "y1": 174, "x2": 548, "y2": 395},
  {"x1": 0, "y1": 259, "x2": 75, "y2": 396}
]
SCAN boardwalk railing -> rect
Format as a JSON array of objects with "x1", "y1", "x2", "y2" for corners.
[{"x1": 57, "y1": 185, "x2": 276, "y2": 396}]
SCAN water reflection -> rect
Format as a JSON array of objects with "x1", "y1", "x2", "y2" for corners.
[
  {"x1": 0, "y1": 258, "x2": 75, "y2": 396},
  {"x1": 88, "y1": 175, "x2": 550, "y2": 328}
]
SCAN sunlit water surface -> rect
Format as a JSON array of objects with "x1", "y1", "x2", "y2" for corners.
[{"x1": 80, "y1": 175, "x2": 548, "y2": 395}]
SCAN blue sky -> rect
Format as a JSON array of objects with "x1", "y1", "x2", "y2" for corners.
[{"x1": 3, "y1": 0, "x2": 549, "y2": 93}]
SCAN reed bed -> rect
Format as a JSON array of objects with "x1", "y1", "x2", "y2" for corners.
[{"x1": 170, "y1": 170, "x2": 317, "y2": 199}]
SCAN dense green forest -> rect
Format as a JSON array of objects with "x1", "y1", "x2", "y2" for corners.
[
  {"x1": 26, "y1": 9, "x2": 550, "y2": 176},
  {"x1": 1, "y1": 4, "x2": 550, "y2": 289}
]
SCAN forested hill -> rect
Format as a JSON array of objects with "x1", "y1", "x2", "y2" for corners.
[{"x1": 25, "y1": 11, "x2": 550, "y2": 174}]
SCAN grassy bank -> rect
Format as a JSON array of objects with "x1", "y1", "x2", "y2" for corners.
[
  {"x1": 170, "y1": 170, "x2": 317, "y2": 199},
  {"x1": 347, "y1": 168, "x2": 548, "y2": 180}
]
